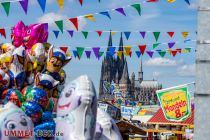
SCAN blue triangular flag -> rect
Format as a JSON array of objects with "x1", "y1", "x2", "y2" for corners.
[
  {"x1": 185, "y1": 0, "x2": 190, "y2": 5},
  {"x1": 135, "y1": 51, "x2": 141, "y2": 58},
  {"x1": 73, "y1": 50, "x2": 78, "y2": 58},
  {"x1": 99, "y1": 11, "x2": 111, "y2": 19},
  {"x1": 37, "y1": 0, "x2": 46, "y2": 13},
  {"x1": 124, "y1": 32, "x2": 131, "y2": 40},
  {"x1": 53, "y1": 30, "x2": 59, "y2": 38},
  {"x1": 108, "y1": 47, "x2": 116, "y2": 57}
]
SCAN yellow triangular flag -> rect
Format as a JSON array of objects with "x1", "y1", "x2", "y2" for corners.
[
  {"x1": 116, "y1": 51, "x2": 123, "y2": 59},
  {"x1": 57, "y1": 0, "x2": 64, "y2": 9},
  {"x1": 111, "y1": 31, "x2": 117, "y2": 35},
  {"x1": 167, "y1": 49, "x2": 172, "y2": 54},
  {"x1": 124, "y1": 45, "x2": 132, "y2": 56},
  {"x1": 182, "y1": 32, "x2": 189, "y2": 39},
  {"x1": 167, "y1": 0, "x2": 176, "y2": 2},
  {"x1": 84, "y1": 14, "x2": 96, "y2": 22}
]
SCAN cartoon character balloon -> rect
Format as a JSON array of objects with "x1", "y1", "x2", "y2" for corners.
[
  {"x1": 11, "y1": 21, "x2": 26, "y2": 48},
  {"x1": 0, "y1": 69, "x2": 10, "y2": 93},
  {"x1": 55, "y1": 75, "x2": 97, "y2": 140},
  {"x1": 24, "y1": 23, "x2": 48, "y2": 52},
  {"x1": 95, "y1": 108, "x2": 123, "y2": 140},
  {"x1": 0, "y1": 102, "x2": 34, "y2": 140}
]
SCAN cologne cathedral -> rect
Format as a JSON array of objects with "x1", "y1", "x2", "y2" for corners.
[{"x1": 99, "y1": 32, "x2": 162, "y2": 105}]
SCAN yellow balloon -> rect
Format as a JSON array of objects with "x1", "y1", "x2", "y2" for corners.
[{"x1": 167, "y1": 0, "x2": 176, "y2": 2}]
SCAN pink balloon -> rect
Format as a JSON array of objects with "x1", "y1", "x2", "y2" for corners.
[
  {"x1": 24, "y1": 23, "x2": 48, "y2": 52},
  {"x1": 11, "y1": 21, "x2": 26, "y2": 48}
]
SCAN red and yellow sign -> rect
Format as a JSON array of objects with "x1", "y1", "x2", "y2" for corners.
[{"x1": 156, "y1": 86, "x2": 191, "y2": 122}]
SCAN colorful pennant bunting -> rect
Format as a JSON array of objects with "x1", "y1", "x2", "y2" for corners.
[
  {"x1": 108, "y1": 47, "x2": 116, "y2": 57},
  {"x1": 53, "y1": 30, "x2": 59, "y2": 38},
  {"x1": 19, "y1": 0, "x2": 28, "y2": 14},
  {"x1": 1, "y1": 2, "x2": 10, "y2": 16},
  {"x1": 79, "y1": 0, "x2": 83, "y2": 6},
  {"x1": 85, "y1": 14, "x2": 96, "y2": 22},
  {"x1": 136, "y1": 51, "x2": 141, "y2": 58},
  {"x1": 55, "y1": 20, "x2": 64, "y2": 33},
  {"x1": 82, "y1": 31, "x2": 88, "y2": 39},
  {"x1": 0, "y1": 29, "x2": 6, "y2": 38},
  {"x1": 131, "y1": 4, "x2": 141, "y2": 16},
  {"x1": 96, "y1": 30, "x2": 103, "y2": 37},
  {"x1": 85, "y1": 51, "x2": 91, "y2": 58},
  {"x1": 99, "y1": 11, "x2": 111, "y2": 19},
  {"x1": 92, "y1": 47, "x2": 100, "y2": 59},
  {"x1": 124, "y1": 32, "x2": 131, "y2": 40},
  {"x1": 67, "y1": 30, "x2": 74, "y2": 37},
  {"x1": 139, "y1": 45, "x2": 146, "y2": 55},
  {"x1": 37, "y1": 0, "x2": 46, "y2": 13},
  {"x1": 185, "y1": 0, "x2": 190, "y2": 5},
  {"x1": 116, "y1": 51, "x2": 123, "y2": 59},
  {"x1": 124, "y1": 46, "x2": 132, "y2": 56},
  {"x1": 182, "y1": 32, "x2": 189, "y2": 39},
  {"x1": 168, "y1": 42, "x2": 175, "y2": 48},
  {"x1": 57, "y1": 0, "x2": 64, "y2": 9},
  {"x1": 153, "y1": 43, "x2": 160, "y2": 49},
  {"x1": 153, "y1": 32, "x2": 160, "y2": 42},
  {"x1": 115, "y1": 8, "x2": 126, "y2": 16},
  {"x1": 147, "y1": 51, "x2": 154, "y2": 58},
  {"x1": 158, "y1": 51, "x2": 166, "y2": 57},
  {"x1": 69, "y1": 18, "x2": 78, "y2": 31},
  {"x1": 76, "y1": 47, "x2": 85, "y2": 58},
  {"x1": 171, "y1": 50, "x2": 177, "y2": 57},
  {"x1": 140, "y1": 31, "x2": 146, "y2": 39}
]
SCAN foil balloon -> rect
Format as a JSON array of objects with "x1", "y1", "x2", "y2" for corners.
[
  {"x1": 21, "y1": 101, "x2": 43, "y2": 124},
  {"x1": 0, "y1": 102, "x2": 34, "y2": 140},
  {"x1": 8, "y1": 46, "x2": 26, "y2": 90},
  {"x1": 1, "y1": 43, "x2": 15, "y2": 54},
  {"x1": 25, "y1": 88, "x2": 49, "y2": 109},
  {"x1": 46, "y1": 98, "x2": 54, "y2": 112},
  {"x1": 4, "y1": 88, "x2": 25, "y2": 107},
  {"x1": 95, "y1": 108, "x2": 122, "y2": 140},
  {"x1": 24, "y1": 23, "x2": 48, "y2": 52},
  {"x1": 55, "y1": 75, "x2": 97, "y2": 140},
  {"x1": 11, "y1": 21, "x2": 26, "y2": 48},
  {"x1": 21, "y1": 86, "x2": 33, "y2": 98},
  {"x1": 0, "y1": 69, "x2": 10, "y2": 92},
  {"x1": 41, "y1": 111, "x2": 54, "y2": 122}
]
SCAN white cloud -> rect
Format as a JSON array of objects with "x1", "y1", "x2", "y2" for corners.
[
  {"x1": 145, "y1": 57, "x2": 178, "y2": 66},
  {"x1": 188, "y1": 2, "x2": 197, "y2": 10},
  {"x1": 37, "y1": 12, "x2": 87, "y2": 30},
  {"x1": 176, "y1": 64, "x2": 195, "y2": 77}
]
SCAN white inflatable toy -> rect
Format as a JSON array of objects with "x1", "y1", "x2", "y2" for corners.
[
  {"x1": 95, "y1": 108, "x2": 122, "y2": 140},
  {"x1": 0, "y1": 102, "x2": 34, "y2": 140},
  {"x1": 56, "y1": 75, "x2": 97, "y2": 140}
]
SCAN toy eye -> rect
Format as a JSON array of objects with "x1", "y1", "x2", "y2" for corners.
[
  {"x1": 65, "y1": 88, "x2": 74, "y2": 98},
  {"x1": 27, "y1": 30, "x2": 31, "y2": 34},
  {"x1": 6, "y1": 121, "x2": 16, "y2": 130}
]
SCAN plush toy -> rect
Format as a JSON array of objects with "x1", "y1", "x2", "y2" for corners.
[
  {"x1": 11, "y1": 21, "x2": 26, "y2": 48},
  {"x1": 0, "y1": 102, "x2": 34, "y2": 140},
  {"x1": 1, "y1": 43, "x2": 15, "y2": 54},
  {"x1": 8, "y1": 46, "x2": 26, "y2": 90},
  {"x1": 0, "y1": 69, "x2": 10, "y2": 94},
  {"x1": 95, "y1": 108, "x2": 122, "y2": 140},
  {"x1": 55, "y1": 75, "x2": 97, "y2": 140},
  {"x1": 24, "y1": 23, "x2": 48, "y2": 53},
  {"x1": 0, "y1": 53, "x2": 12, "y2": 73}
]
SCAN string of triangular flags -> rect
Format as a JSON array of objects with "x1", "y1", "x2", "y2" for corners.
[
  {"x1": 52, "y1": 30, "x2": 193, "y2": 41},
  {"x1": 0, "y1": 0, "x2": 191, "y2": 15},
  {"x1": 68, "y1": 46, "x2": 194, "y2": 60}
]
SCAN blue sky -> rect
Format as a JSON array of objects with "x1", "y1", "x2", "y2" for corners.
[{"x1": 0, "y1": 0, "x2": 197, "y2": 92}]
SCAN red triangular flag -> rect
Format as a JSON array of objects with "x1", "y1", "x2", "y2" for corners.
[
  {"x1": 79, "y1": 0, "x2": 83, "y2": 5},
  {"x1": 96, "y1": 30, "x2": 102, "y2": 37},
  {"x1": 138, "y1": 45, "x2": 146, "y2": 55},
  {"x1": 60, "y1": 47, "x2": 68, "y2": 53},
  {"x1": 129, "y1": 51, "x2": 132, "y2": 57},
  {"x1": 171, "y1": 50, "x2": 177, "y2": 57},
  {"x1": 176, "y1": 48, "x2": 182, "y2": 53},
  {"x1": 0, "y1": 28, "x2": 6, "y2": 38},
  {"x1": 69, "y1": 18, "x2": 78, "y2": 31},
  {"x1": 167, "y1": 32, "x2": 174, "y2": 38}
]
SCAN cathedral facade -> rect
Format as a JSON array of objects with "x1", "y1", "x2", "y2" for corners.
[{"x1": 99, "y1": 32, "x2": 162, "y2": 105}]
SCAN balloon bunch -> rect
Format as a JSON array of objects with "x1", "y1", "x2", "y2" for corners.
[{"x1": 0, "y1": 21, "x2": 71, "y2": 139}]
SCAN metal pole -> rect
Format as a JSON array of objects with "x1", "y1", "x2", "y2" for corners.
[{"x1": 195, "y1": 0, "x2": 210, "y2": 139}]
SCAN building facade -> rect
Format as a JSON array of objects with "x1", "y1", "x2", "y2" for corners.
[{"x1": 99, "y1": 32, "x2": 162, "y2": 105}]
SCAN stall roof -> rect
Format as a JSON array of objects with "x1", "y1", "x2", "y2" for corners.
[{"x1": 147, "y1": 108, "x2": 194, "y2": 126}]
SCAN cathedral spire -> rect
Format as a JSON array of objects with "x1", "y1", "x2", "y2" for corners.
[
  {"x1": 120, "y1": 61, "x2": 129, "y2": 84},
  {"x1": 108, "y1": 30, "x2": 112, "y2": 47},
  {"x1": 118, "y1": 32, "x2": 124, "y2": 51},
  {"x1": 138, "y1": 57, "x2": 143, "y2": 83}
]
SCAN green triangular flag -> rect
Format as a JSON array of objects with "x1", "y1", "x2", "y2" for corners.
[
  {"x1": 153, "y1": 32, "x2": 160, "y2": 42},
  {"x1": 55, "y1": 20, "x2": 63, "y2": 33},
  {"x1": 153, "y1": 43, "x2": 160, "y2": 49},
  {"x1": 82, "y1": 31, "x2": 88, "y2": 39},
  {"x1": 2, "y1": 2, "x2": 10, "y2": 16},
  {"x1": 158, "y1": 51, "x2": 166, "y2": 57},
  {"x1": 76, "y1": 47, "x2": 85, "y2": 58},
  {"x1": 185, "y1": 48, "x2": 191, "y2": 52},
  {"x1": 131, "y1": 4, "x2": 141, "y2": 16},
  {"x1": 99, "y1": 51, "x2": 104, "y2": 58}
]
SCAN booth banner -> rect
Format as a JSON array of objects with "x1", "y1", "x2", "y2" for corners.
[
  {"x1": 156, "y1": 86, "x2": 191, "y2": 122},
  {"x1": 98, "y1": 103, "x2": 108, "y2": 112}
]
